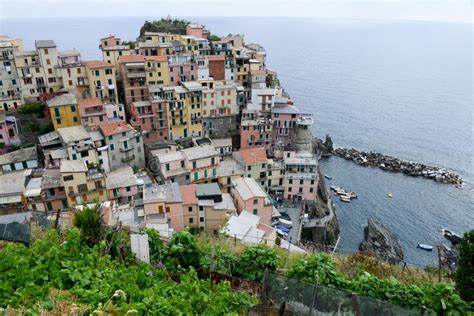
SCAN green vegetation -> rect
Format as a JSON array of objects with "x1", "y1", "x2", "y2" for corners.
[
  {"x1": 456, "y1": 230, "x2": 474, "y2": 304},
  {"x1": 39, "y1": 122, "x2": 54, "y2": 135},
  {"x1": 139, "y1": 18, "x2": 190, "y2": 36},
  {"x1": 122, "y1": 40, "x2": 136, "y2": 49},
  {"x1": 209, "y1": 34, "x2": 221, "y2": 41},
  {"x1": 0, "y1": 225, "x2": 470, "y2": 314},
  {"x1": 0, "y1": 229, "x2": 256, "y2": 314},
  {"x1": 28, "y1": 122, "x2": 40, "y2": 132},
  {"x1": 18, "y1": 102, "x2": 44, "y2": 116},
  {"x1": 73, "y1": 203, "x2": 103, "y2": 246}
]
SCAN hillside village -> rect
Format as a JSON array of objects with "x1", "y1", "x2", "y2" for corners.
[{"x1": 0, "y1": 20, "x2": 336, "y2": 250}]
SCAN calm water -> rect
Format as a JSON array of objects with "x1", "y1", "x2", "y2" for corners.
[{"x1": 1, "y1": 17, "x2": 472, "y2": 266}]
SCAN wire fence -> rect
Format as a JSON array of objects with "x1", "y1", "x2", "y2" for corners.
[{"x1": 258, "y1": 272, "x2": 431, "y2": 316}]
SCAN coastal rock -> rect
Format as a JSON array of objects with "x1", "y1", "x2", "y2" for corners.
[
  {"x1": 312, "y1": 134, "x2": 333, "y2": 156},
  {"x1": 359, "y1": 219, "x2": 404, "y2": 264},
  {"x1": 331, "y1": 147, "x2": 463, "y2": 186}
]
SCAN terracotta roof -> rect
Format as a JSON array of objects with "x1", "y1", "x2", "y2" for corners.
[
  {"x1": 250, "y1": 69, "x2": 267, "y2": 75},
  {"x1": 119, "y1": 55, "x2": 145, "y2": 63},
  {"x1": 100, "y1": 35, "x2": 115, "y2": 41},
  {"x1": 208, "y1": 55, "x2": 225, "y2": 61},
  {"x1": 145, "y1": 55, "x2": 168, "y2": 62},
  {"x1": 99, "y1": 121, "x2": 133, "y2": 137},
  {"x1": 239, "y1": 147, "x2": 267, "y2": 165},
  {"x1": 179, "y1": 184, "x2": 198, "y2": 205},
  {"x1": 85, "y1": 60, "x2": 112, "y2": 69},
  {"x1": 78, "y1": 97, "x2": 103, "y2": 108}
]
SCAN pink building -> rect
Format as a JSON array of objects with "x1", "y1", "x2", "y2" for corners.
[
  {"x1": 240, "y1": 114, "x2": 272, "y2": 151},
  {"x1": 168, "y1": 55, "x2": 197, "y2": 85},
  {"x1": 143, "y1": 182, "x2": 184, "y2": 235},
  {"x1": 231, "y1": 177, "x2": 273, "y2": 225},
  {"x1": 283, "y1": 151, "x2": 318, "y2": 201},
  {"x1": 129, "y1": 99, "x2": 169, "y2": 143},
  {"x1": 0, "y1": 114, "x2": 20, "y2": 147},
  {"x1": 78, "y1": 97, "x2": 108, "y2": 130},
  {"x1": 271, "y1": 103, "x2": 301, "y2": 148},
  {"x1": 186, "y1": 23, "x2": 209, "y2": 39}
]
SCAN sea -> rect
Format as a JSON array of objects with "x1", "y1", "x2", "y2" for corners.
[{"x1": 1, "y1": 16, "x2": 472, "y2": 266}]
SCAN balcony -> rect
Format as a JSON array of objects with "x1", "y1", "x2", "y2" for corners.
[
  {"x1": 120, "y1": 145, "x2": 134, "y2": 153},
  {"x1": 127, "y1": 72, "x2": 146, "y2": 79},
  {"x1": 121, "y1": 154, "x2": 135, "y2": 163}
]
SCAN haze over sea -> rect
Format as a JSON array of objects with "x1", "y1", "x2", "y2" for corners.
[{"x1": 1, "y1": 16, "x2": 472, "y2": 266}]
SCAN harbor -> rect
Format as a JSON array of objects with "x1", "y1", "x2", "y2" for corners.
[{"x1": 332, "y1": 148, "x2": 463, "y2": 186}]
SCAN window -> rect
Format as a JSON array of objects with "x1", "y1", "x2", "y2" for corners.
[
  {"x1": 46, "y1": 59, "x2": 51, "y2": 65},
  {"x1": 247, "y1": 166, "x2": 251, "y2": 171},
  {"x1": 288, "y1": 187, "x2": 292, "y2": 192},
  {"x1": 166, "y1": 163, "x2": 170, "y2": 171},
  {"x1": 105, "y1": 69, "x2": 112, "y2": 75},
  {"x1": 110, "y1": 144, "x2": 115, "y2": 151},
  {"x1": 200, "y1": 217, "x2": 204, "y2": 222},
  {"x1": 253, "y1": 209, "x2": 258, "y2": 215},
  {"x1": 56, "y1": 118, "x2": 61, "y2": 125},
  {"x1": 289, "y1": 179, "x2": 293, "y2": 184},
  {"x1": 136, "y1": 137, "x2": 140, "y2": 143},
  {"x1": 73, "y1": 117, "x2": 78, "y2": 122},
  {"x1": 188, "y1": 206, "x2": 193, "y2": 212},
  {"x1": 165, "y1": 207, "x2": 170, "y2": 213},
  {"x1": 48, "y1": 68, "x2": 53, "y2": 74},
  {"x1": 126, "y1": 186, "x2": 131, "y2": 192},
  {"x1": 108, "y1": 79, "x2": 113, "y2": 85},
  {"x1": 70, "y1": 105, "x2": 76, "y2": 112},
  {"x1": 189, "y1": 218, "x2": 194, "y2": 224},
  {"x1": 95, "y1": 70, "x2": 100, "y2": 76},
  {"x1": 310, "y1": 187, "x2": 314, "y2": 193},
  {"x1": 300, "y1": 179, "x2": 304, "y2": 185},
  {"x1": 63, "y1": 175, "x2": 73, "y2": 181},
  {"x1": 192, "y1": 161, "x2": 197, "y2": 169}
]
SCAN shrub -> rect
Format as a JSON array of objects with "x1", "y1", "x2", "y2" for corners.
[
  {"x1": 234, "y1": 245, "x2": 278, "y2": 281},
  {"x1": 456, "y1": 230, "x2": 474, "y2": 303},
  {"x1": 73, "y1": 203, "x2": 103, "y2": 246},
  {"x1": 164, "y1": 230, "x2": 201, "y2": 272},
  {"x1": 18, "y1": 102, "x2": 43, "y2": 115}
]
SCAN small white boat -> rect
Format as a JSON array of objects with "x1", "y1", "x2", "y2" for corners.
[
  {"x1": 330, "y1": 185, "x2": 340, "y2": 191},
  {"x1": 340, "y1": 195, "x2": 351, "y2": 202},
  {"x1": 336, "y1": 189, "x2": 346, "y2": 196},
  {"x1": 324, "y1": 174, "x2": 332, "y2": 180},
  {"x1": 387, "y1": 192, "x2": 393, "y2": 198},
  {"x1": 347, "y1": 191, "x2": 357, "y2": 199},
  {"x1": 278, "y1": 218, "x2": 293, "y2": 228},
  {"x1": 417, "y1": 244, "x2": 434, "y2": 251}
]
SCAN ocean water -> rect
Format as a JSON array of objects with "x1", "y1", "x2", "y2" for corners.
[{"x1": 1, "y1": 17, "x2": 472, "y2": 266}]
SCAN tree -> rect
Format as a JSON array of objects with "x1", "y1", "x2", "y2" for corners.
[
  {"x1": 164, "y1": 230, "x2": 201, "y2": 271},
  {"x1": 73, "y1": 203, "x2": 103, "y2": 246},
  {"x1": 456, "y1": 230, "x2": 474, "y2": 303},
  {"x1": 234, "y1": 245, "x2": 277, "y2": 281}
]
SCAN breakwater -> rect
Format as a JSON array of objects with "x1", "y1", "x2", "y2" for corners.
[{"x1": 332, "y1": 148, "x2": 463, "y2": 186}]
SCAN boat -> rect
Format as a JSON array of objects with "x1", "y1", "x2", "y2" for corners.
[
  {"x1": 324, "y1": 174, "x2": 332, "y2": 180},
  {"x1": 347, "y1": 191, "x2": 358, "y2": 198},
  {"x1": 278, "y1": 218, "x2": 293, "y2": 228},
  {"x1": 330, "y1": 185, "x2": 340, "y2": 191},
  {"x1": 336, "y1": 189, "x2": 346, "y2": 196},
  {"x1": 417, "y1": 244, "x2": 434, "y2": 251},
  {"x1": 441, "y1": 229, "x2": 462, "y2": 245},
  {"x1": 387, "y1": 192, "x2": 393, "y2": 198},
  {"x1": 340, "y1": 195, "x2": 351, "y2": 202}
]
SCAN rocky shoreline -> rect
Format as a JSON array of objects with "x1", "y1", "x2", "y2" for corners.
[{"x1": 332, "y1": 147, "x2": 463, "y2": 186}]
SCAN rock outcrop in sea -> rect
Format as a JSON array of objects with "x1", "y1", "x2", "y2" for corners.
[
  {"x1": 332, "y1": 147, "x2": 462, "y2": 186},
  {"x1": 359, "y1": 219, "x2": 404, "y2": 265}
]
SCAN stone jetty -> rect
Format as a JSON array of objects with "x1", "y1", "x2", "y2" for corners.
[{"x1": 332, "y1": 147, "x2": 463, "y2": 186}]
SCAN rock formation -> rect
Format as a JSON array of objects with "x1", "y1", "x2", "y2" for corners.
[{"x1": 359, "y1": 219, "x2": 404, "y2": 264}]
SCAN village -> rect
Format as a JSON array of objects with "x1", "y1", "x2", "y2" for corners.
[{"x1": 0, "y1": 21, "x2": 336, "y2": 252}]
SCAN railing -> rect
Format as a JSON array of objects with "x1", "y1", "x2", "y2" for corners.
[
  {"x1": 120, "y1": 145, "x2": 134, "y2": 153},
  {"x1": 121, "y1": 154, "x2": 135, "y2": 163}
]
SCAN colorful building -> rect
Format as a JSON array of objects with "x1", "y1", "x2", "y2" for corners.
[
  {"x1": 47, "y1": 93, "x2": 81, "y2": 129},
  {"x1": 78, "y1": 97, "x2": 108, "y2": 130},
  {"x1": 85, "y1": 60, "x2": 118, "y2": 104}
]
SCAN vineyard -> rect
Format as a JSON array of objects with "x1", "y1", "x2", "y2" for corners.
[{"x1": 0, "y1": 226, "x2": 472, "y2": 315}]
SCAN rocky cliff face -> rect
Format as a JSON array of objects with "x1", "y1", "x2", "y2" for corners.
[{"x1": 359, "y1": 219, "x2": 404, "y2": 264}]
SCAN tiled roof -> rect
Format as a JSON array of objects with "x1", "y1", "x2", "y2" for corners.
[
  {"x1": 99, "y1": 121, "x2": 133, "y2": 137},
  {"x1": 105, "y1": 166, "x2": 136, "y2": 189},
  {"x1": 208, "y1": 55, "x2": 225, "y2": 61},
  {"x1": 239, "y1": 147, "x2": 267, "y2": 165},
  {"x1": 118, "y1": 55, "x2": 145, "y2": 63},
  {"x1": 232, "y1": 177, "x2": 267, "y2": 201},
  {"x1": 35, "y1": 40, "x2": 56, "y2": 48},
  {"x1": 0, "y1": 147, "x2": 37, "y2": 165},
  {"x1": 46, "y1": 93, "x2": 77, "y2": 107},
  {"x1": 145, "y1": 55, "x2": 168, "y2": 62},
  {"x1": 179, "y1": 184, "x2": 198, "y2": 205},
  {"x1": 78, "y1": 97, "x2": 103, "y2": 108},
  {"x1": 85, "y1": 60, "x2": 113, "y2": 69},
  {"x1": 250, "y1": 69, "x2": 266, "y2": 75}
]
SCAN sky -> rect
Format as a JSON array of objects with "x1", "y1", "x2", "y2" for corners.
[{"x1": 0, "y1": 0, "x2": 471, "y2": 23}]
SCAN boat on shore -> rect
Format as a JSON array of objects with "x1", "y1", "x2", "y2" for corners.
[
  {"x1": 441, "y1": 229, "x2": 462, "y2": 245},
  {"x1": 417, "y1": 244, "x2": 433, "y2": 251}
]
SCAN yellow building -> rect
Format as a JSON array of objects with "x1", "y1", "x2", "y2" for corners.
[
  {"x1": 180, "y1": 36, "x2": 199, "y2": 54},
  {"x1": 60, "y1": 159, "x2": 107, "y2": 208},
  {"x1": 85, "y1": 60, "x2": 118, "y2": 104},
  {"x1": 145, "y1": 56, "x2": 170, "y2": 86},
  {"x1": 99, "y1": 35, "x2": 133, "y2": 78},
  {"x1": 47, "y1": 93, "x2": 81, "y2": 130}
]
